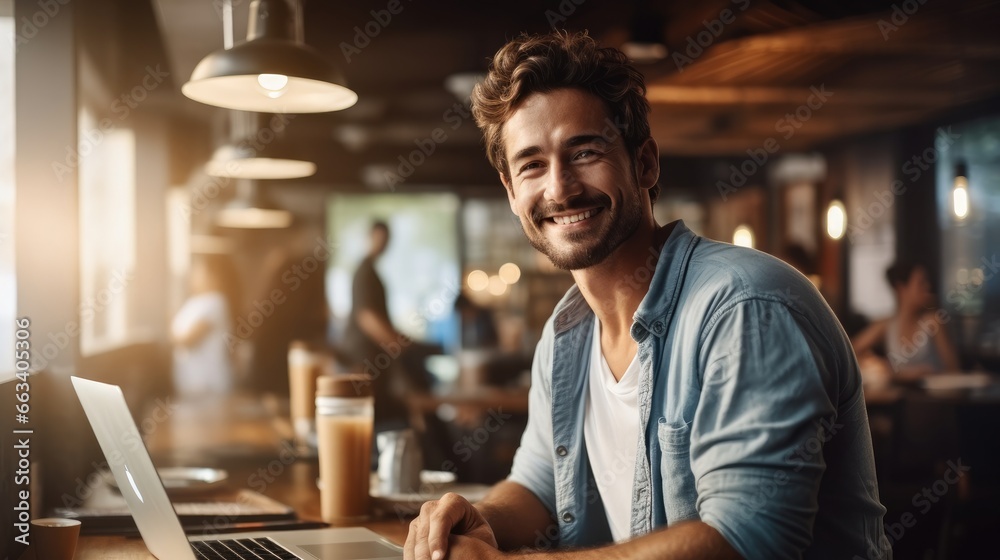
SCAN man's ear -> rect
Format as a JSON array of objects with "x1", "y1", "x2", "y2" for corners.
[
  {"x1": 636, "y1": 137, "x2": 660, "y2": 192},
  {"x1": 500, "y1": 173, "x2": 517, "y2": 212}
]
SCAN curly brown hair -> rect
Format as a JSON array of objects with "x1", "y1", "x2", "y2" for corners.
[{"x1": 470, "y1": 30, "x2": 658, "y2": 202}]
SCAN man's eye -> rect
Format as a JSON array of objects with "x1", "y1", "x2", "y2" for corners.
[
  {"x1": 520, "y1": 161, "x2": 543, "y2": 173},
  {"x1": 574, "y1": 150, "x2": 597, "y2": 160}
]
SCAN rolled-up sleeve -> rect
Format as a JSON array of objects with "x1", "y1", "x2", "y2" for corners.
[
  {"x1": 507, "y1": 319, "x2": 557, "y2": 516},
  {"x1": 692, "y1": 298, "x2": 836, "y2": 560}
]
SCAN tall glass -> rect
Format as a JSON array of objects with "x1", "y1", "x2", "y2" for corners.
[
  {"x1": 288, "y1": 341, "x2": 323, "y2": 451},
  {"x1": 316, "y1": 374, "x2": 373, "y2": 524}
]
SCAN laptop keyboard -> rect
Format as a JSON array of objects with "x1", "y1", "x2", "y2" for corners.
[{"x1": 192, "y1": 537, "x2": 300, "y2": 559}]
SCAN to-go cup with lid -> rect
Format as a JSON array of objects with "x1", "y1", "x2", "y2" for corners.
[{"x1": 315, "y1": 374, "x2": 374, "y2": 524}]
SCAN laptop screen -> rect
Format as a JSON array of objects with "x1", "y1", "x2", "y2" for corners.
[{"x1": 71, "y1": 376, "x2": 197, "y2": 560}]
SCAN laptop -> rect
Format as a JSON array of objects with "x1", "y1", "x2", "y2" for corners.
[{"x1": 71, "y1": 376, "x2": 403, "y2": 560}]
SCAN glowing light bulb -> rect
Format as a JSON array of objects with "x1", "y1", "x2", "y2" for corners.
[
  {"x1": 826, "y1": 200, "x2": 846, "y2": 240},
  {"x1": 257, "y1": 74, "x2": 289, "y2": 98},
  {"x1": 953, "y1": 175, "x2": 969, "y2": 220},
  {"x1": 733, "y1": 225, "x2": 754, "y2": 248}
]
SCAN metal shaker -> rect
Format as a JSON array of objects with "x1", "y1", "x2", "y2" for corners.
[{"x1": 376, "y1": 429, "x2": 423, "y2": 494}]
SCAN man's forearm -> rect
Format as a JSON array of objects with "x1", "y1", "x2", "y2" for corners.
[
  {"x1": 357, "y1": 308, "x2": 400, "y2": 347},
  {"x1": 443, "y1": 518, "x2": 743, "y2": 559},
  {"x1": 475, "y1": 480, "x2": 557, "y2": 551}
]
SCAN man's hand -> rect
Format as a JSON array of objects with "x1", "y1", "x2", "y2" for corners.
[
  {"x1": 404, "y1": 492, "x2": 499, "y2": 560},
  {"x1": 448, "y1": 535, "x2": 505, "y2": 559}
]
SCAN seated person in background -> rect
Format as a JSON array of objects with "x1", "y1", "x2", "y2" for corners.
[
  {"x1": 852, "y1": 260, "x2": 961, "y2": 379},
  {"x1": 171, "y1": 253, "x2": 240, "y2": 398},
  {"x1": 405, "y1": 30, "x2": 889, "y2": 560}
]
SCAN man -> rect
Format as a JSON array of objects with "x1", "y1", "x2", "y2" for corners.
[
  {"x1": 343, "y1": 221, "x2": 432, "y2": 426},
  {"x1": 405, "y1": 31, "x2": 890, "y2": 560},
  {"x1": 344, "y1": 221, "x2": 396, "y2": 373}
]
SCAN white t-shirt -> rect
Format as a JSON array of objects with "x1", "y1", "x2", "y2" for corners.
[
  {"x1": 171, "y1": 292, "x2": 233, "y2": 397},
  {"x1": 583, "y1": 319, "x2": 640, "y2": 542}
]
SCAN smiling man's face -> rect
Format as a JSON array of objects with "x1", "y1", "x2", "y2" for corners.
[{"x1": 500, "y1": 88, "x2": 649, "y2": 271}]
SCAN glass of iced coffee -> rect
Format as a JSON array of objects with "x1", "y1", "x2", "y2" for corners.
[{"x1": 315, "y1": 374, "x2": 374, "y2": 524}]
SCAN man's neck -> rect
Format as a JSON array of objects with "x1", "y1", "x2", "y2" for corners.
[{"x1": 572, "y1": 221, "x2": 675, "y2": 341}]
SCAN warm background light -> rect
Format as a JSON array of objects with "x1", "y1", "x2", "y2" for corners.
[
  {"x1": 733, "y1": 224, "x2": 754, "y2": 248},
  {"x1": 826, "y1": 200, "x2": 846, "y2": 240},
  {"x1": 498, "y1": 262, "x2": 521, "y2": 284},
  {"x1": 216, "y1": 207, "x2": 293, "y2": 229},
  {"x1": 953, "y1": 175, "x2": 969, "y2": 219},
  {"x1": 466, "y1": 270, "x2": 489, "y2": 291},
  {"x1": 487, "y1": 274, "x2": 507, "y2": 296}
]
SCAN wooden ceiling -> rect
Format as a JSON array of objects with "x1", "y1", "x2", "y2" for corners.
[{"x1": 147, "y1": 0, "x2": 1000, "y2": 188}]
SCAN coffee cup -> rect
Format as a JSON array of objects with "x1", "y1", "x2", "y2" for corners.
[
  {"x1": 288, "y1": 341, "x2": 325, "y2": 450},
  {"x1": 29, "y1": 518, "x2": 81, "y2": 560}
]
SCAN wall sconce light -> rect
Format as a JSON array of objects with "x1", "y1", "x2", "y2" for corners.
[
  {"x1": 953, "y1": 161, "x2": 969, "y2": 220},
  {"x1": 826, "y1": 199, "x2": 846, "y2": 240}
]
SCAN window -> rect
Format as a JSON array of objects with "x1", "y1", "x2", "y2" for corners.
[
  {"x1": 0, "y1": 3, "x2": 16, "y2": 375},
  {"x1": 327, "y1": 194, "x2": 460, "y2": 343},
  {"x1": 78, "y1": 106, "x2": 137, "y2": 354}
]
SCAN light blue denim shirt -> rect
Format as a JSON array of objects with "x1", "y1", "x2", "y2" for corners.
[{"x1": 508, "y1": 221, "x2": 891, "y2": 560}]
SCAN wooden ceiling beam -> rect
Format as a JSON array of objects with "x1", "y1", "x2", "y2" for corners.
[
  {"x1": 706, "y1": 16, "x2": 1000, "y2": 59},
  {"x1": 646, "y1": 84, "x2": 974, "y2": 106}
]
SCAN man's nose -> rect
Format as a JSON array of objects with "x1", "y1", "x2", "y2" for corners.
[{"x1": 543, "y1": 161, "x2": 583, "y2": 204}]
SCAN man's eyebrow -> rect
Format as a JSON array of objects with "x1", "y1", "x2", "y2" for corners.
[
  {"x1": 564, "y1": 134, "x2": 607, "y2": 148},
  {"x1": 510, "y1": 145, "x2": 541, "y2": 166}
]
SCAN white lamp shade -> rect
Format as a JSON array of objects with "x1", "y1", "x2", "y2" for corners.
[
  {"x1": 215, "y1": 181, "x2": 293, "y2": 229},
  {"x1": 216, "y1": 206, "x2": 293, "y2": 228},
  {"x1": 205, "y1": 142, "x2": 316, "y2": 179}
]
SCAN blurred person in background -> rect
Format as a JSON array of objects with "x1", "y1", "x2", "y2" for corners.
[
  {"x1": 852, "y1": 260, "x2": 961, "y2": 380},
  {"x1": 343, "y1": 221, "x2": 435, "y2": 428},
  {"x1": 171, "y1": 253, "x2": 241, "y2": 398}
]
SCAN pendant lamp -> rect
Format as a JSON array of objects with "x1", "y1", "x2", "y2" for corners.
[
  {"x1": 183, "y1": 0, "x2": 357, "y2": 113},
  {"x1": 206, "y1": 143, "x2": 317, "y2": 180},
  {"x1": 216, "y1": 181, "x2": 293, "y2": 229},
  {"x1": 206, "y1": 111, "x2": 317, "y2": 180}
]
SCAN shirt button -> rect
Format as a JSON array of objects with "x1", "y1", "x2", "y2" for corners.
[
  {"x1": 652, "y1": 320, "x2": 664, "y2": 334},
  {"x1": 556, "y1": 446, "x2": 568, "y2": 457},
  {"x1": 562, "y1": 512, "x2": 574, "y2": 523}
]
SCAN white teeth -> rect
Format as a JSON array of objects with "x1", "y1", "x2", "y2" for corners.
[{"x1": 553, "y1": 209, "x2": 594, "y2": 225}]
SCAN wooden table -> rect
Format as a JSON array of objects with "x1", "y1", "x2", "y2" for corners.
[{"x1": 65, "y1": 393, "x2": 414, "y2": 559}]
